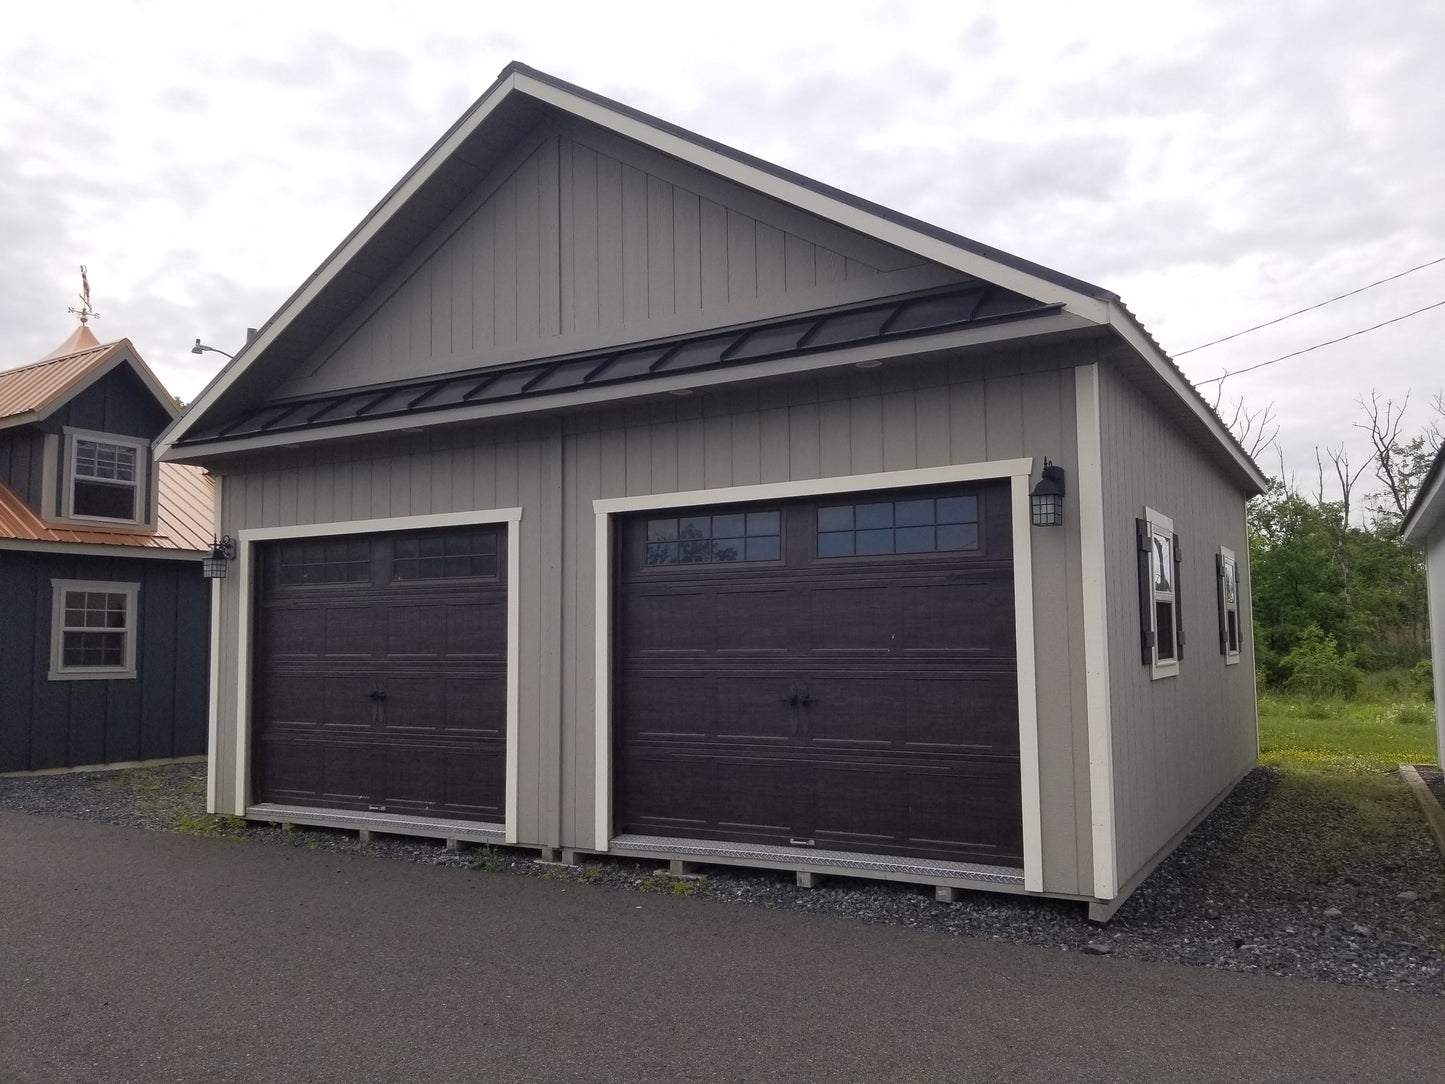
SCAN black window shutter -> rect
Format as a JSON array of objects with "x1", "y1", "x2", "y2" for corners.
[
  {"x1": 1173, "y1": 532, "x2": 1185, "y2": 660},
  {"x1": 1137, "y1": 518, "x2": 1154, "y2": 664},
  {"x1": 1215, "y1": 552, "x2": 1228, "y2": 654}
]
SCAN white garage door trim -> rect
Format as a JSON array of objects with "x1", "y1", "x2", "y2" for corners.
[
  {"x1": 592, "y1": 459, "x2": 1044, "y2": 893},
  {"x1": 232, "y1": 507, "x2": 524, "y2": 842}
]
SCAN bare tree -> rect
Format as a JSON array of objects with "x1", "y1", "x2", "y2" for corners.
[
  {"x1": 1356, "y1": 391, "x2": 1441, "y2": 523},
  {"x1": 1217, "y1": 396, "x2": 1279, "y2": 461}
]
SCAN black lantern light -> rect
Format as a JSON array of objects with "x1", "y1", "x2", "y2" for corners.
[
  {"x1": 202, "y1": 535, "x2": 236, "y2": 579},
  {"x1": 1029, "y1": 459, "x2": 1066, "y2": 527}
]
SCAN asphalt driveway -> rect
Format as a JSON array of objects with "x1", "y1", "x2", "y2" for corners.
[{"x1": 0, "y1": 810, "x2": 1439, "y2": 1083}]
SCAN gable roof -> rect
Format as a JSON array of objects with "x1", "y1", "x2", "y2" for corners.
[
  {"x1": 158, "y1": 62, "x2": 1267, "y2": 493},
  {"x1": 0, "y1": 332, "x2": 181, "y2": 432}
]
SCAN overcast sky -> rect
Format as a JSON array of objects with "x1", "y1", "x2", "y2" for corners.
[{"x1": 4, "y1": 0, "x2": 1442, "y2": 499}]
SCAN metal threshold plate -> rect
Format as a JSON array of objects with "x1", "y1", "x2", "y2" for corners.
[
  {"x1": 246, "y1": 804, "x2": 505, "y2": 843},
  {"x1": 609, "y1": 834, "x2": 1024, "y2": 886}
]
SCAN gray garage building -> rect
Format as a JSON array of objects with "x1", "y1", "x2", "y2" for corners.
[{"x1": 159, "y1": 63, "x2": 1266, "y2": 918}]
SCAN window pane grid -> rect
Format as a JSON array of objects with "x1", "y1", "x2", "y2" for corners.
[
  {"x1": 75, "y1": 439, "x2": 137, "y2": 482},
  {"x1": 646, "y1": 510, "x2": 781, "y2": 565},
  {"x1": 394, "y1": 529, "x2": 500, "y2": 580},
  {"x1": 56, "y1": 584, "x2": 133, "y2": 672},
  {"x1": 278, "y1": 540, "x2": 372, "y2": 585},
  {"x1": 817, "y1": 494, "x2": 979, "y2": 558}
]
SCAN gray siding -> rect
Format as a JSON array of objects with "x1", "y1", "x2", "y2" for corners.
[
  {"x1": 275, "y1": 125, "x2": 953, "y2": 401},
  {"x1": 207, "y1": 344, "x2": 1099, "y2": 895},
  {"x1": 1096, "y1": 361, "x2": 1257, "y2": 887}
]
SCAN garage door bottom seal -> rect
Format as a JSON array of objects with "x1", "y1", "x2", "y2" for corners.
[
  {"x1": 246, "y1": 803, "x2": 505, "y2": 842},
  {"x1": 609, "y1": 833, "x2": 1024, "y2": 885}
]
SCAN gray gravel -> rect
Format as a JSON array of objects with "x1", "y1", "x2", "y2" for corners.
[{"x1": 4, "y1": 761, "x2": 1443, "y2": 997}]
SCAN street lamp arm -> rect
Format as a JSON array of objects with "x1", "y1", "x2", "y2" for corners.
[{"x1": 191, "y1": 338, "x2": 235, "y2": 360}]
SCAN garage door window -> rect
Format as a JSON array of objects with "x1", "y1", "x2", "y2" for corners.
[
  {"x1": 817, "y1": 494, "x2": 979, "y2": 557},
  {"x1": 394, "y1": 528, "x2": 500, "y2": 580},
  {"x1": 646, "y1": 511, "x2": 781, "y2": 565},
  {"x1": 278, "y1": 540, "x2": 371, "y2": 585}
]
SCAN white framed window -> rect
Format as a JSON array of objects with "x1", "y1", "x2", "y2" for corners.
[
  {"x1": 49, "y1": 580, "x2": 139, "y2": 680},
  {"x1": 1218, "y1": 545, "x2": 1241, "y2": 664},
  {"x1": 1137, "y1": 508, "x2": 1182, "y2": 679},
  {"x1": 64, "y1": 430, "x2": 147, "y2": 523}
]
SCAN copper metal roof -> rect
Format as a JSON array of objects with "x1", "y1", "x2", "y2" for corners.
[
  {"x1": 0, "y1": 339, "x2": 124, "y2": 422},
  {"x1": 0, "y1": 463, "x2": 213, "y2": 553}
]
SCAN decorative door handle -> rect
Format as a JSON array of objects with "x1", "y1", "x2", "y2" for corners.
[{"x1": 369, "y1": 690, "x2": 388, "y2": 701}]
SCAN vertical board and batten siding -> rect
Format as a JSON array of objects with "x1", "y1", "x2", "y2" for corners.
[
  {"x1": 0, "y1": 429, "x2": 47, "y2": 509},
  {"x1": 206, "y1": 421, "x2": 565, "y2": 846},
  {"x1": 276, "y1": 126, "x2": 950, "y2": 401},
  {"x1": 1096, "y1": 362, "x2": 1257, "y2": 886},
  {"x1": 559, "y1": 346, "x2": 1097, "y2": 897},
  {"x1": 0, "y1": 551, "x2": 209, "y2": 772}
]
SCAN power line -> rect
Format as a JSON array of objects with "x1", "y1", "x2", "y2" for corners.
[
  {"x1": 1176, "y1": 254, "x2": 1445, "y2": 356},
  {"x1": 1194, "y1": 298, "x2": 1445, "y2": 386}
]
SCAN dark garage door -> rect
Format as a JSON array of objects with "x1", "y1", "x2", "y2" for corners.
[
  {"x1": 616, "y1": 480, "x2": 1021, "y2": 867},
  {"x1": 253, "y1": 525, "x2": 507, "y2": 822}
]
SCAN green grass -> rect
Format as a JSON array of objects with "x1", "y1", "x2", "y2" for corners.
[{"x1": 1258, "y1": 690, "x2": 1438, "y2": 772}]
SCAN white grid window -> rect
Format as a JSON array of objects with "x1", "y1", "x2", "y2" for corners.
[
  {"x1": 49, "y1": 580, "x2": 139, "y2": 680},
  {"x1": 1139, "y1": 508, "x2": 1182, "y2": 680},
  {"x1": 66, "y1": 433, "x2": 145, "y2": 522}
]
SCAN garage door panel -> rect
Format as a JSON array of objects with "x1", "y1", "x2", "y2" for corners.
[
  {"x1": 324, "y1": 605, "x2": 377, "y2": 657},
  {"x1": 904, "y1": 675, "x2": 1019, "y2": 755},
  {"x1": 253, "y1": 737, "x2": 323, "y2": 802},
  {"x1": 443, "y1": 751, "x2": 505, "y2": 818},
  {"x1": 378, "y1": 677, "x2": 445, "y2": 732},
  {"x1": 617, "y1": 752, "x2": 714, "y2": 832},
  {"x1": 900, "y1": 579, "x2": 1014, "y2": 655},
  {"x1": 802, "y1": 675, "x2": 901, "y2": 748},
  {"x1": 811, "y1": 764, "x2": 907, "y2": 846},
  {"x1": 443, "y1": 676, "x2": 507, "y2": 737},
  {"x1": 715, "y1": 675, "x2": 800, "y2": 743},
  {"x1": 622, "y1": 590, "x2": 713, "y2": 655},
  {"x1": 807, "y1": 584, "x2": 897, "y2": 654},
  {"x1": 715, "y1": 587, "x2": 796, "y2": 654},
  {"x1": 263, "y1": 608, "x2": 326, "y2": 660},
  {"x1": 319, "y1": 742, "x2": 377, "y2": 804},
  {"x1": 907, "y1": 767, "x2": 1023, "y2": 860},
  {"x1": 716, "y1": 757, "x2": 802, "y2": 834},
  {"x1": 618, "y1": 671, "x2": 715, "y2": 740},
  {"x1": 257, "y1": 672, "x2": 327, "y2": 729},
  {"x1": 386, "y1": 604, "x2": 447, "y2": 658},
  {"x1": 445, "y1": 599, "x2": 506, "y2": 658}
]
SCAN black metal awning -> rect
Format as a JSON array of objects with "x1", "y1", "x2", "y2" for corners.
[{"x1": 180, "y1": 282, "x2": 1059, "y2": 445}]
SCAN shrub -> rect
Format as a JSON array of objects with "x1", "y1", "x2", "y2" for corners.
[
  {"x1": 1280, "y1": 624, "x2": 1363, "y2": 699},
  {"x1": 1378, "y1": 701, "x2": 1434, "y2": 727},
  {"x1": 1412, "y1": 658, "x2": 1435, "y2": 701}
]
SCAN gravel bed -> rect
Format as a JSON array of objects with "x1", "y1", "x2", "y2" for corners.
[
  {"x1": 4, "y1": 762, "x2": 1443, "y2": 997},
  {"x1": 1421, "y1": 763, "x2": 1445, "y2": 809}
]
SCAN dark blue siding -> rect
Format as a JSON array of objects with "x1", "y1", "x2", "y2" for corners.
[
  {"x1": 0, "y1": 549, "x2": 209, "y2": 772},
  {"x1": 44, "y1": 365, "x2": 172, "y2": 440},
  {"x1": 0, "y1": 430, "x2": 47, "y2": 509}
]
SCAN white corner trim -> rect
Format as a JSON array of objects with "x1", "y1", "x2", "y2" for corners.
[
  {"x1": 593, "y1": 510, "x2": 612, "y2": 851},
  {"x1": 1010, "y1": 471, "x2": 1044, "y2": 894},
  {"x1": 1075, "y1": 364, "x2": 1118, "y2": 901},
  {"x1": 206, "y1": 570, "x2": 222, "y2": 816},
  {"x1": 230, "y1": 506, "x2": 525, "y2": 828},
  {"x1": 589, "y1": 458, "x2": 1044, "y2": 887}
]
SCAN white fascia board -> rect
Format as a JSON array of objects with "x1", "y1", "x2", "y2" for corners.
[
  {"x1": 0, "y1": 538, "x2": 206, "y2": 560},
  {"x1": 1105, "y1": 312, "x2": 1269, "y2": 494},
  {"x1": 1401, "y1": 456, "x2": 1445, "y2": 541},
  {"x1": 159, "y1": 313, "x2": 1089, "y2": 463},
  {"x1": 158, "y1": 76, "x2": 527, "y2": 455}
]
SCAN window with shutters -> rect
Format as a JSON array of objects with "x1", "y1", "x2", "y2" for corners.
[
  {"x1": 1138, "y1": 508, "x2": 1183, "y2": 680},
  {"x1": 1217, "y1": 545, "x2": 1241, "y2": 664}
]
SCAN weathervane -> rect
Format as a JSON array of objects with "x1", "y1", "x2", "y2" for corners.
[{"x1": 67, "y1": 265, "x2": 100, "y2": 326}]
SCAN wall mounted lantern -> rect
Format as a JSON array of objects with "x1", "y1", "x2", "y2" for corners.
[
  {"x1": 202, "y1": 536, "x2": 236, "y2": 579},
  {"x1": 1029, "y1": 459, "x2": 1066, "y2": 527}
]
